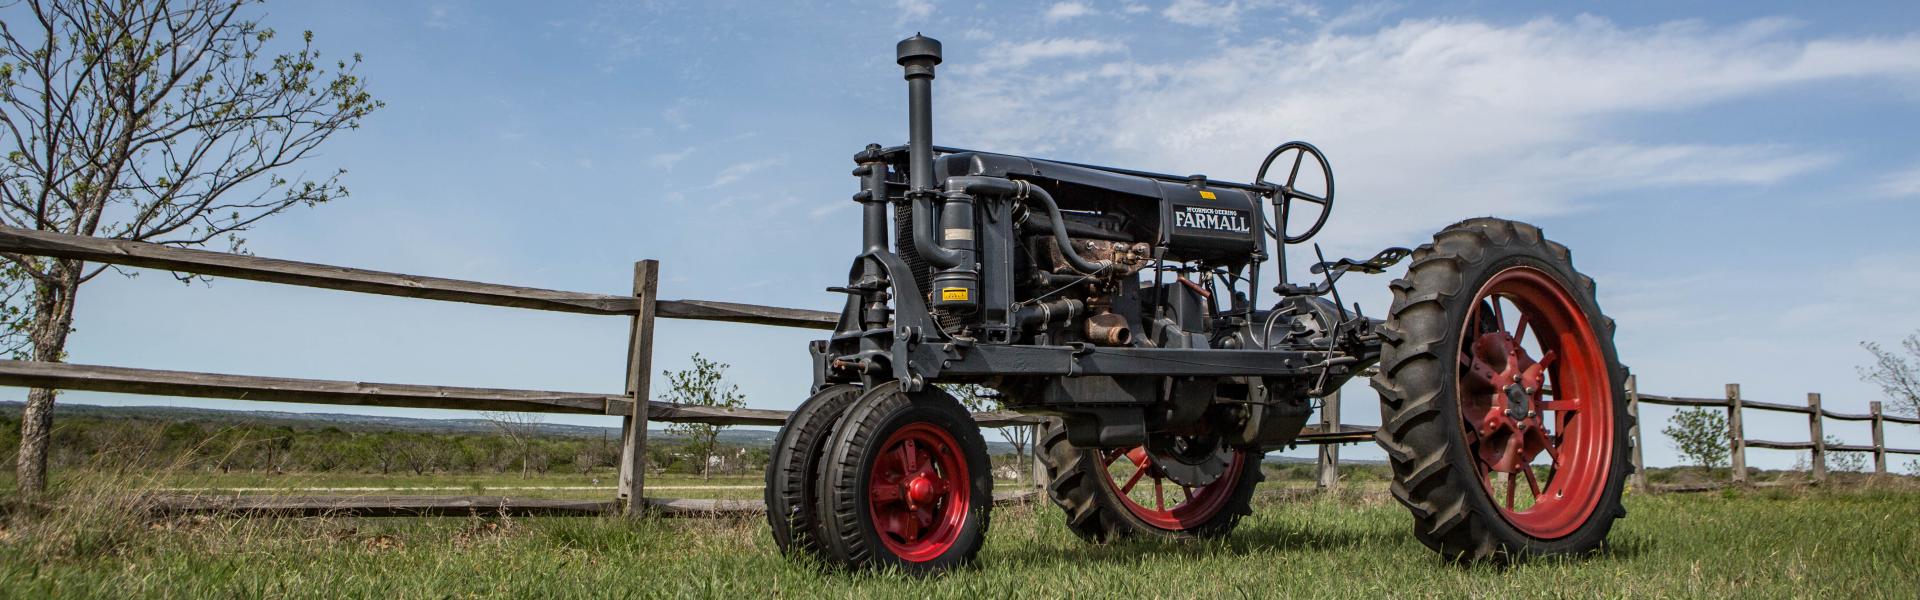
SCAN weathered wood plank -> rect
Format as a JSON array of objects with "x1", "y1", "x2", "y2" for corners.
[
  {"x1": 0, "y1": 360, "x2": 615, "y2": 414},
  {"x1": 1885, "y1": 413, "x2": 1920, "y2": 425},
  {"x1": 147, "y1": 494, "x2": 619, "y2": 516},
  {"x1": 1743, "y1": 439, "x2": 1815, "y2": 451},
  {"x1": 1298, "y1": 423, "x2": 1377, "y2": 445},
  {"x1": 619, "y1": 260, "x2": 660, "y2": 515},
  {"x1": 1821, "y1": 409, "x2": 1875, "y2": 422},
  {"x1": 1741, "y1": 399, "x2": 1813, "y2": 415},
  {"x1": 0, "y1": 225, "x2": 646, "y2": 315},
  {"x1": 150, "y1": 491, "x2": 1042, "y2": 517},
  {"x1": 0, "y1": 360, "x2": 1041, "y2": 429},
  {"x1": 1634, "y1": 393, "x2": 1728, "y2": 408},
  {"x1": 655, "y1": 300, "x2": 837, "y2": 330}
]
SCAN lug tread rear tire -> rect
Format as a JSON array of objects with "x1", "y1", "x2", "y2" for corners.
[
  {"x1": 1039, "y1": 423, "x2": 1262, "y2": 543},
  {"x1": 1372, "y1": 217, "x2": 1632, "y2": 562}
]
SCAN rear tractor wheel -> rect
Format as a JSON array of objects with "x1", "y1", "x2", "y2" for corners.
[
  {"x1": 815, "y1": 382, "x2": 992, "y2": 574},
  {"x1": 1041, "y1": 423, "x2": 1263, "y2": 542},
  {"x1": 1373, "y1": 217, "x2": 1630, "y2": 562}
]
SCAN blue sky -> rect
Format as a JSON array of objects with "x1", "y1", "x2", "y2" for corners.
[{"x1": 44, "y1": 0, "x2": 1920, "y2": 470}]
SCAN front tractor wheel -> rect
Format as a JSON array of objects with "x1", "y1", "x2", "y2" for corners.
[
  {"x1": 1373, "y1": 217, "x2": 1631, "y2": 562},
  {"x1": 1041, "y1": 424, "x2": 1263, "y2": 543},
  {"x1": 815, "y1": 382, "x2": 992, "y2": 574}
]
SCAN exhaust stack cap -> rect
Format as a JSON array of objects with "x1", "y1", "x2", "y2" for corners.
[{"x1": 897, "y1": 34, "x2": 942, "y2": 78}]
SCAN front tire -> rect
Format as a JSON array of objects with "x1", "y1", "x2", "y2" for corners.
[
  {"x1": 1372, "y1": 217, "x2": 1630, "y2": 562},
  {"x1": 765, "y1": 384, "x2": 862, "y2": 558},
  {"x1": 815, "y1": 381, "x2": 992, "y2": 574}
]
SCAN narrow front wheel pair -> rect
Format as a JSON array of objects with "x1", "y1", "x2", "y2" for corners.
[{"x1": 764, "y1": 382, "x2": 991, "y2": 574}]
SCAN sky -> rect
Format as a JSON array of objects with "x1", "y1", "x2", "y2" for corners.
[{"x1": 30, "y1": 0, "x2": 1920, "y2": 471}]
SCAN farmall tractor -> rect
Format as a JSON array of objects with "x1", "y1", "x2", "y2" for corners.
[{"x1": 766, "y1": 35, "x2": 1630, "y2": 574}]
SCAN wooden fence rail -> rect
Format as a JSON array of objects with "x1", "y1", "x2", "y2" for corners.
[{"x1": 4, "y1": 224, "x2": 1908, "y2": 514}]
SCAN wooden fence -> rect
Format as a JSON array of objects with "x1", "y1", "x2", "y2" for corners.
[
  {"x1": 0, "y1": 226, "x2": 1373, "y2": 516},
  {"x1": 1628, "y1": 377, "x2": 1920, "y2": 489}
]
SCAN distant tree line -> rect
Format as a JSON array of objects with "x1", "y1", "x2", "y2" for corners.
[{"x1": 0, "y1": 411, "x2": 767, "y2": 478}]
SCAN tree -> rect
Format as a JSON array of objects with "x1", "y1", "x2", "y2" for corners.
[
  {"x1": 658, "y1": 353, "x2": 744, "y2": 480},
  {"x1": 481, "y1": 411, "x2": 545, "y2": 480},
  {"x1": 1858, "y1": 331, "x2": 1920, "y2": 418},
  {"x1": 1823, "y1": 436, "x2": 1866, "y2": 473},
  {"x1": 0, "y1": 0, "x2": 380, "y2": 497},
  {"x1": 946, "y1": 383, "x2": 1033, "y2": 484},
  {"x1": 1662, "y1": 407, "x2": 1728, "y2": 469}
]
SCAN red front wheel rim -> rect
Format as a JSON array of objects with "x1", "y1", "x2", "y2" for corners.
[
  {"x1": 1098, "y1": 445, "x2": 1247, "y2": 530},
  {"x1": 1456, "y1": 266, "x2": 1613, "y2": 539},
  {"x1": 867, "y1": 422, "x2": 970, "y2": 562}
]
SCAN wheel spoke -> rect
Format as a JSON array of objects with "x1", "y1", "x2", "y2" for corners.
[
  {"x1": 1505, "y1": 471, "x2": 1517, "y2": 509},
  {"x1": 1523, "y1": 465, "x2": 1542, "y2": 498},
  {"x1": 1182, "y1": 485, "x2": 1194, "y2": 502},
  {"x1": 900, "y1": 441, "x2": 917, "y2": 475},
  {"x1": 1464, "y1": 352, "x2": 1500, "y2": 391},
  {"x1": 1490, "y1": 297, "x2": 1506, "y2": 330},
  {"x1": 901, "y1": 510, "x2": 921, "y2": 541},
  {"x1": 1537, "y1": 398, "x2": 1582, "y2": 412},
  {"x1": 1120, "y1": 462, "x2": 1149, "y2": 494},
  {"x1": 1287, "y1": 149, "x2": 1305, "y2": 187},
  {"x1": 871, "y1": 482, "x2": 903, "y2": 505},
  {"x1": 1154, "y1": 476, "x2": 1166, "y2": 511},
  {"x1": 1512, "y1": 312, "x2": 1531, "y2": 347}
]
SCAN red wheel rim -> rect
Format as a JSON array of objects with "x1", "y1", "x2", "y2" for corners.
[
  {"x1": 867, "y1": 422, "x2": 970, "y2": 562},
  {"x1": 1456, "y1": 266, "x2": 1613, "y2": 539},
  {"x1": 1097, "y1": 445, "x2": 1247, "y2": 530}
]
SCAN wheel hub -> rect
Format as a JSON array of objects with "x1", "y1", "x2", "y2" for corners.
[
  {"x1": 1466, "y1": 327, "x2": 1556, "y2": 474},
  {"x1": 904, "y1": 474, "x2": 943, "y2": 507},
  {"x1": 1145, "y1": 433, "x2": 1233, "y2": 488}
]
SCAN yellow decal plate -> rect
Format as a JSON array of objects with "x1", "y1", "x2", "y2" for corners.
[
  {"x1": 1198, "y1": 190, "x2": 1217, "y2": 200},
  {"x1": 941, "y1": 287, "x2": 970, "y2": 301}
]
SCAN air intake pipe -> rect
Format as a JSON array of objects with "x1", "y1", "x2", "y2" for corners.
[{"x1": 898, "y1": 35, "x2": 980, "y2": 314}]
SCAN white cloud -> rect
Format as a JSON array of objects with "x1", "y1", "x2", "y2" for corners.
[
  {"x1": 978, "y1": 38, "x2": 1123, "y2": 69},
  {"x1": 939, "y1": 16, "x2": 1920, "y2": 250},
  {"x1": 706, "y1": 157, "x2": 786, "y2": 189},
  {"x1": 1875, "y1": 164, "x2": 1920, "y2": 198},
  {"x1": 1046, "y1": 2, "x2": 1095, "y2": 22},
  {"x1": 895, "y1": 0, "x2": 935, "y2": 26},
  {"x1": 648, "y1": 148, "x2": 696, "y2": 171},
  {"x1": 1162, "y1": 0, "x2": 1244, "y2": 27},
  {"x1": 1161, "y1": 0, "x2": 1315, "y2": 28},
  {"x1": 425, "y1": 4, "x2": 465, "y2": 30},
  {"x1": 1123, "y1": 3, "x2": 1151, "y2": 15}
]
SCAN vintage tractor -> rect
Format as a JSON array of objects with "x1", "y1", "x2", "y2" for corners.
[{"x1": 766, "y1": 35, "x2": 1630, "y2": 574}]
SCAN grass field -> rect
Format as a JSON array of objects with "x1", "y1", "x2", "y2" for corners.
[{"x1": 1, "y1": 475, "x2": 1915, "y2": 598}]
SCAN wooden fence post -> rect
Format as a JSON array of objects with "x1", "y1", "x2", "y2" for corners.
[
  {"x1": 1317, "y1": 389, "x2": 1342, "y2": 490},
  {"x1": 619, "y1": 260, "x2": 660, "y2": 516},
  {"x1": 1870, "y1": 401, "x2": 1886, "y2": 476},
  {"x1": 1727, "y1": 383, "x2": 1746, "y2": 484},
  {"x1": 1807, "y1": 393, "x2": 1825, "y2": 484},
  {"x1": 1030, "y1": 422, "x2": 1046, "y2": 490},
  {"x1": 1627, "y1": 374, "x2": 1647, "y2": 492}
]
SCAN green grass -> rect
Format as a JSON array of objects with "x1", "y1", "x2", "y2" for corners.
[{"x1": 1, "y1": 478, "x2": 1914, "y2": 598}]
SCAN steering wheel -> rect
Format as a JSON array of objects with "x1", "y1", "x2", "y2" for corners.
[{"x1": 1254, "y1": 141, "x2": 1335, "y2": 244}]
